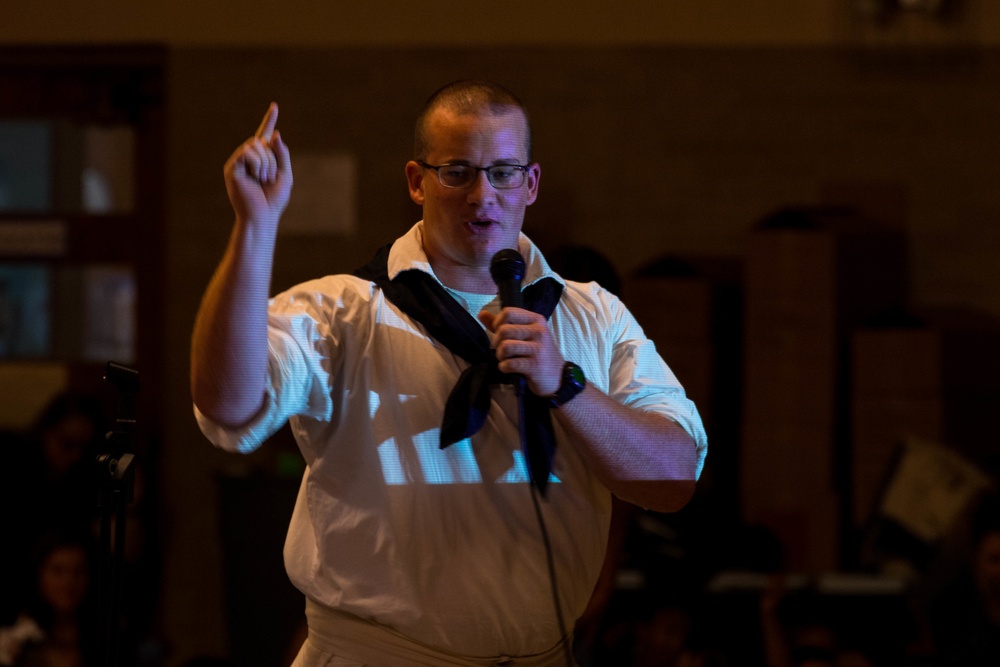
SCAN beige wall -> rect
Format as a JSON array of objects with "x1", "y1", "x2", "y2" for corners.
[{"x1": 7, "y1": 0, "x2": 1000, "y2": 47}]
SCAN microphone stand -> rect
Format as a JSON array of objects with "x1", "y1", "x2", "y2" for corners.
[{"x1": 96, "y1": 361, "x2": 139, "y2": 667}]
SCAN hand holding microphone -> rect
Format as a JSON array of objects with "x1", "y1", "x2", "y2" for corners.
[{"x1": 478, "y1": 249, "x2": 564, "y2": 398}]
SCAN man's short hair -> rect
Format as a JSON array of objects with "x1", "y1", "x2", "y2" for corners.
[{"x1": 414, "y1": 80, "x2": 532, "y2": 162}]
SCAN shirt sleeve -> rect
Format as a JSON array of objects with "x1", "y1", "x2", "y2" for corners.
[
  {"x1": 193, "y1": 357, "x2": 288, "y2": 454},
  {"x1": 603, "y1": 290, "x2": 709, "y2": 480},
  {"x1": 193, "y1": 278, "x2": 351, "y2": 454}
]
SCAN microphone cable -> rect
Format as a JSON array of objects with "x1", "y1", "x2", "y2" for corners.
[
  {"x1": 517, "y1": 382, "x2": 575, "y2": 667},
  {"x1": 493, "y1": 248, "x2": 574, "y2": 666}
]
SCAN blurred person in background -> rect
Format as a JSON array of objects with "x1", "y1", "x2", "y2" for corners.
[
  {"x1": 0, "y1": 393, "x2": 106, "y2": 623},
  {"x1": 927, "y1": 492, "x2": 1000, "y2": 665},
  {"x1": 0, "y1": 531, "x2": 98, "y2": 667}
]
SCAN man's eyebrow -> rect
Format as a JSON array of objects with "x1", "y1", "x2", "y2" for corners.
[{"x1": 436, "y1": 158, "x2": 525, "y2": 167}]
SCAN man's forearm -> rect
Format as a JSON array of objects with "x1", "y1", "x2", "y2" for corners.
[
  {"x1": 553, "y1": 385, "x2": 699, "y2": 513},
  {"x1": 190, "y1": 220, "x2": 276, "y2": 427}
]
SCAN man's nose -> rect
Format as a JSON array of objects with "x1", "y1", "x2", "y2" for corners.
[{"x1": 466, "y1": 169, "x2": 497, "y2": 205}]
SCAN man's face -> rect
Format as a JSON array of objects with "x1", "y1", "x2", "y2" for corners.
[{"x1": 406, "y1": 106, "x2": 540, "y2": 282}]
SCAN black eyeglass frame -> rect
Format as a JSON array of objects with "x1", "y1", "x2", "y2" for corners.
[{"x1": 416, "y1": 160, "x2": 531, "y2": 190}]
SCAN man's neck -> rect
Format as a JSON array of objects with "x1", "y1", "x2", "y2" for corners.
[{"x1": 432, "y1": 262, "x2": 498, "y2": 295}]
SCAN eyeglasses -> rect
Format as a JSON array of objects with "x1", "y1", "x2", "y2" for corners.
[{"x1": 417, "y1": 161, "x2": 530, "y2": 190}]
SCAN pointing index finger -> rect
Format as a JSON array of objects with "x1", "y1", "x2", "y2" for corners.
[{"x1": 256, "y1": 102, "x2": 279, "y2": 140}]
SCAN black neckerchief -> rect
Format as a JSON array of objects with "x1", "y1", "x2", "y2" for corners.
[{"x1": 354, "y1": 243, "x2": 564, "y2": 494}]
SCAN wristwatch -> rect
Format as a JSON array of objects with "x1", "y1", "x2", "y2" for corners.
[{"x1": 549, "y1": 361, "x2": 586, "y2": 408}]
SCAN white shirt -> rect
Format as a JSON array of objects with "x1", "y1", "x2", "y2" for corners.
[{"x1": 196, "y1": 222, "x2": 707, "y2": 657}]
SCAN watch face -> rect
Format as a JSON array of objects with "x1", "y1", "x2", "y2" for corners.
[
  {"x1": 566, "y1": 362, "x2": 585, "y2": 389},
  {"x1": 552, "y1": 362, "x2": 585, "y2": 407}
]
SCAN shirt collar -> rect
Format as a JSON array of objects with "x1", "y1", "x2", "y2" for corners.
[{"x1": 386, "y1": 221, "x2": 565, "y2": 290}]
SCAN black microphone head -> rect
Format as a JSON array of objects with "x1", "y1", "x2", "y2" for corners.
[{"x1": 490, "y1": 248, "x2": 526, "y2": 286}]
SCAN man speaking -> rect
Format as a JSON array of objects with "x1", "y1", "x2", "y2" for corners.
[{"x1": 191, "y1": 80, "x2": 707, "y2": 666}]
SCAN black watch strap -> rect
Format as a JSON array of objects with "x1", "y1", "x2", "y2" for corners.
[{"x1": 550, "y1": 361, "x2": 586, "y2": 407}]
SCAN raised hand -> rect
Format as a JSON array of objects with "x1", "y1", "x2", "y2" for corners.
[{"x1": 224, "y1": 102, "x2": 293, "y2": 227}]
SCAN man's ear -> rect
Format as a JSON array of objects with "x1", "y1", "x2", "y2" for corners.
[
  {"x1": 525, "y1": 163, "x2": 541, "y2": 206},
  {"x1": 405, "y1": 161, "x2": 425, "y2": 205}
]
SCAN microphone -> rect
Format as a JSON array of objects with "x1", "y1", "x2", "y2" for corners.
[
  {"x1": 490, "y1": 248, "x2": 525, "y2": 310},
  {"x1": 490, "y1": 248, "x2": 526, "y2": 396}
]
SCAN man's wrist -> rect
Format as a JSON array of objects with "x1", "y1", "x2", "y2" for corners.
[{"x1": 549, "y1": 361, "x2": 586, "y2": 408}]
